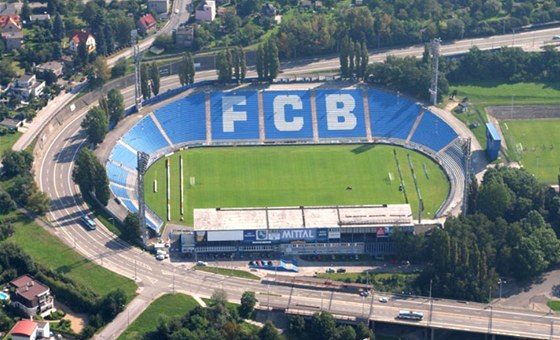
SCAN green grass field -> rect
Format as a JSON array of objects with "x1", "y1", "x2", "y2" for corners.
[
  {"x1": 144, "y1": 145, "x2": 450, "y2": 226},
  {"x1": 0, "y1": 132, "x2": 21, "y2": 156},
  {"x1": 500, "y1": 120, "x2": 560, "y2": 184},
  {"x1": 3, "y1": 213, "x2": 137, "y2": 301},
  {"x1": 548, "y1": 300, "x2": 560, "y2": 312},
  {"x1": 449, "y1": 81, "x2": 560, "y2": 149},
  {"x1": 119, "y1": 294, "x2": 199, "y2": 339},
  {"x1": 194, "y1": 266, "x2": 260, "y2": 280}
]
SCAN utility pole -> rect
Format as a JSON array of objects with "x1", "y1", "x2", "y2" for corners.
[
  {"x1": 429, "y1": 279, "x2": 433, "y2": 326},
  {"x1": 498, "y1": 278, "x2": 506, "y2": 300},
  {"x1": 429, "y1": 38, "x2": 441, "y2": 105}
]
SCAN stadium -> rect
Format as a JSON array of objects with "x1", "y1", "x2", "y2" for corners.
[{"x1": 104, "y1": 82, "x2": 470, "y2": 257}]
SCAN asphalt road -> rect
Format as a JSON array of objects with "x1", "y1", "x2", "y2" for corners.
[{"x1": 33, "y1": 27, "x2": 560, "y2": 339}]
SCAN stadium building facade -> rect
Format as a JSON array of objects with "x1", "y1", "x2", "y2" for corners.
[{"x1": 181, "y1": 204, "x2": 414, "y2": 257}]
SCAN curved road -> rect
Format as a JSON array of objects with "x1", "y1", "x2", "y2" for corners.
[{"x1": 35, "y1": 27, "x2": 560, "y2": 339}]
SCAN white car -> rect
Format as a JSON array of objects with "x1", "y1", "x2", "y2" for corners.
[
  {"x1": 156, "y1": 254, "x2": 165, "y2": 261},
  {"x1": 196, "y1": 261, "x2": 208, "y2": 267},
  {"x1": 379, "y1": 297, "x2": 388, "y2": 303},
  {"x1": 175, "y1": 8, "x2": 179, "y2": 14}
]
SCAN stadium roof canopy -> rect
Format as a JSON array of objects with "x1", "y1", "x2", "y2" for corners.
[{"x1": 194, "y1": 204, "x2": 413, "y2": 231}]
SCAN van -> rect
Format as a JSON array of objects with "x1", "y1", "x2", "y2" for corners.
[{"x1": 81, "y1": 215, "x2": 96, "y2": 230}]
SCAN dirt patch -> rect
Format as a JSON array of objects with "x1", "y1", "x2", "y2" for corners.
[
  {"x1": 487, "y1": 105, "x2": 560, "y2": 120},
  {"x1": 54, "y1": 301, "x2": 89, "y2": 334}
]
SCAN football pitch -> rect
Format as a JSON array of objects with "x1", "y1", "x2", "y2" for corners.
[
  {"x1": 143, "y1": 145, "x2": 450, "y2": 226},
  {"x1": 501, "y1": 120, "x2": 560, "y2": 184}
]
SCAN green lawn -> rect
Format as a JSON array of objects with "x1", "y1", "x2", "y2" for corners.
[
  {"x1": 144, "y1": 145, "x2": 450, "y2": 225},
  {"x1": 0, "y1": 132, "x2": 21, "y2": 155},
  {"x1": 500, "y1": 120, "x2": 560, "y2": 184},
  {"x1": 548, "y1": 300, "x2": 560, "y2": 312},
  {"x1": 119, "y1": 294, "x2": 199, "y2": 340},
  {"x1": 449, "y1": 81, "x2": 560, "y2": 148},
  {"x1": 3, "y1": 213, "x2": 137, "y2": 301},
  {"x1": 194, "y1": 266, "x2": 261, "y2": 280},
  {"x1": 315, "y1": 272, "x2": 418, "y2": 294}
]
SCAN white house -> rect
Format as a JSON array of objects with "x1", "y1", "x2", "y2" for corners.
[
  {"x1": 195, "y1": 1, "x2": 216, "y2": 22},
  {"x1": 11, "y1": 74, "x2": 45, "y2": 100},
  {"x1": 8, "y1": 275, "x2": 54, "y2": 317},
  {"x1": 68, "y1": 30, "x2": 96, "y2": 54}
]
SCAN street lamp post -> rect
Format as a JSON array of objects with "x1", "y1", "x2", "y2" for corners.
[
  {"x1": 108, "y1": 217, "x2": 115, "y2": 230},
  {"x1": 498, "y1": 278, "x2": 506, "y2": 300},
  {"x1": 429, "y1": 279, "x2": 433, "y2": 326}
]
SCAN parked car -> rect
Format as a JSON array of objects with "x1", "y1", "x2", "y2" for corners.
[
  {"x1": 326, "y1": 267, "x2": 335, "y2": 273},
  {"x1": 156, "y1": 254, "x2": 165, "y2": 261},
  {"x1": 360, "y1": 291, "x2": 369, "y2": 297},
  {"x1": 337, "y1": 268, "x2": 346, "y2": 273},
  {"x1": 379, "y1": 297, "x2": 388, "y2": 303},
  {"x1": 196, "y1": 261, "x2": 208, "y2": 266}
]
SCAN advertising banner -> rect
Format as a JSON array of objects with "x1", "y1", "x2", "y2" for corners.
[{"x1": 243, "y1": 230, "x2": 256, "y2": 241}]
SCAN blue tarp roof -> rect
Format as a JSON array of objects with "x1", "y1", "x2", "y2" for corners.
[{"x1": 486, "y1": 123, "x2": 501, "y2": 141}]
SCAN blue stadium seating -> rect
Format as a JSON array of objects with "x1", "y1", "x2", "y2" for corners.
[
  {"x1": 107, "y1": 162, "x2": 130, "y2": 187},
  {"x1": 121, "y1": 199, "x2": 138, "y2": 213},
  {"x1": 154, "y1": 93, "x2": 207, "y2": 145},
  {"x1": 110, "y1": 184, "x2": 130, "y2": 199},
  {"x1": 211, "y1": 91, "x2": 260, "y2": 140},
  {"x1": 368, "y1": 90, "x2": 419, "y2": 139},
  {"x1": 122, "y1": 115, "x2": 170, "y2": 154},
  {"x1": 263, "y1": 91, "x2": 313, "y2": 139},
  {"x1": 410, "y1": 111, "x2": 458, "y2": 151},
  {"x1": 315, "y1": 90, "x2": 366, "y2": 138},
  {"x1": 110, "y1": 143, "x2": 137, "y2": 170}
]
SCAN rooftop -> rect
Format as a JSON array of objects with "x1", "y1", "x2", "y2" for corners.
[
  {"x1": 486, "y1": 123, "x2": 501, "y2": 141},
  {"x1": 194, "y1": 204, "x2": 413, "y2": 231},
  {"x1": 11, "y1": 320, "x2": 37, "y2": 337},
  {"x1": 9, "y1": 274, "x2": 50, "y2": 302}
]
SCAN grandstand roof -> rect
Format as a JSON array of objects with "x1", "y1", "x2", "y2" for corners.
[
  {"x1": 485, "y1": 123, "x2": 501, "y2": 141},
  {"x1": 194, "y1": 204, "x2": 413, "y2": 231}
]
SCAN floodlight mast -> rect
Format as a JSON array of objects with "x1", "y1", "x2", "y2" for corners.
[
  {"x1": 132, "y1": 30, "x2": 142, "y2": 111},
  {"x1": 429, "y1": 38, "x2": 441, "y2": 106}
]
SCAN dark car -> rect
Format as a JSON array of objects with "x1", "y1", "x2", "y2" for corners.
[{"x1": 337, "y1": 268, "x2": 346, "y2": 273}]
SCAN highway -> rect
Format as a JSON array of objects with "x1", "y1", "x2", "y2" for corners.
[{"x1": 31, "y1": 26, "x2": 560, "y2": 339}]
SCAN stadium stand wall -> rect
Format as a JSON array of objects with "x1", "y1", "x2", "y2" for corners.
[{"x1": 263, "y1": 91, "x2": 314, "y2": 140}]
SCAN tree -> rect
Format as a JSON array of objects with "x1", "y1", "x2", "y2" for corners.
[
  {"x1": 73, "y1": 148, "x2": 98, "y2": 194},
  {"x1": 266, "y1": 38, "x2": 280, "y2": 80},
  {"x1": 150, "y1": 62, "x2": 160, "y2": 96},
  {"x1": 477, "y1": 178, "x2": 514, "y2": 220},
  {"x1": 26, "y1": 191, "x2": 50, "y2": 215},
  {"x1": 179, "y1": 52, "x2": 196, "y2": 86},
  {"x1": 211, "y1": 289, "x2": 228, "y2": 307},
  {"x1": 339, "y1": 37, "x2": 349, "y2": 77},
  {"x1": 256, "y1": 44, "x2": 265, "y2": 80},
  {"x1": 76, "y1": 41, "x2": 89, "y2": 69},
  {"x1": 288, "y1": 315, "x2": 306, "y2": 336},
  {"x1": 231, "y1": 47, "x2": 246, "y2": 82},
  {"x1": 52, "y1": 42, "x2": 62, "y2": 60},
  {"x1": 140, "y1": 63, "x2": 151, "y2": 99},
  {"x1": 356, "y1": 322, "x2": 375, "y2": 340},
  {"x1": 89, "y1": 56, "x2": 110, "y2": 87},
  {"x1": 99, "y1": 289, "x2": 127, "y2": 322},
  {"x1": 308, "y1": 312, "x2": 336, "y2": 340},
  {"x1": 258, "y1": 321, "x2": 282, "y2": 340},
  {"x1": 0, "y1": 190, "x2": 16, "y2": 214},
  {"x1": 239, "y1": 291, "x2": 257, "y2": 318},
  {"x1": 111, "y1": 58, "x2": 127, "y2": 78},
  {"x1": 333, "y1": 325, "x2": 356, "y2": 340},
  {"x1": 1, "y1": 150, "x2": 33, "y2": 178},
  {"x1": 81, "y1": 106, "x2": 108, "y2": 145},
  {"x1": 216, "y1": 50, "x2": 232, "y2": 83},
  {"x1": 21, "y1": 2, "x2": 31, "y2": 22},
  {"x1": 98, "y1": 96, "x2": 109, "y2": 116},
  {"x1": 107, "y1": 89, "x2": 125, "y2": 123},
  {"x1": 123, "y1": 213, "x2": 141, "y2": 239},
  {"x1": 53, "y1": 14, "x2": 66, "y2": 41},
  {"x1": 93, "y1": 162, "x2": 110, "y2": 206},
  {"x1": 7, "y1": 175, "x2": 36, "y2": 206}
]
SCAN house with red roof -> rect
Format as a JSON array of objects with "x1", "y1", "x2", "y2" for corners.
[
  {"x1": 0, "y1": 15, "x2": 23, "y2": 50},
  {"x1": 10, "y1": 319, "x2": 50, "y2": 340},
  {"x1": 68, "y1": 29, "x2": 96, "y2": 54},
  {"x1": 138, "y1": 13, "x2": 157, "y2": 35},
  {"x1": 9, "y1": 275, "x2": 54, "y2": 317}
]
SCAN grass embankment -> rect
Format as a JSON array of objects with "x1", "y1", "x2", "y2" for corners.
[
  {"x1": 547, "y1": 300, "x2": 560, "y2": 312},
  {"x1": 500, "y1": 120, "x2": 560, "y2": 184},
  {"x1": 194, "y1": 266, "x2": 261, "y2": 281},
  {"x1": 449, "y1": 81, "x2": 560, "y2": 149},
  {"x1": 0, "y1": 132, "x2": 21, "y2": 155},
  {"x1": 144, "y1": 145, "x2": 449, "y2": 225},
  {"x1": 119, "y1": 294, "x2": 199, "y2": 340},
  {"x1": 315, "y1": 272, "x2": 418, "y2": 294},
  {"x1": 3, "y1": 213, "x2": 137, "y2": 301}
]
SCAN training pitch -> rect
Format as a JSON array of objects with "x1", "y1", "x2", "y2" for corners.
[
  {"x1": 143, "y1": 144, "x2": 450, "y2": 226},
  {"x1": 501, "y1": 120, "x2": 560, "y2": 184}
]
